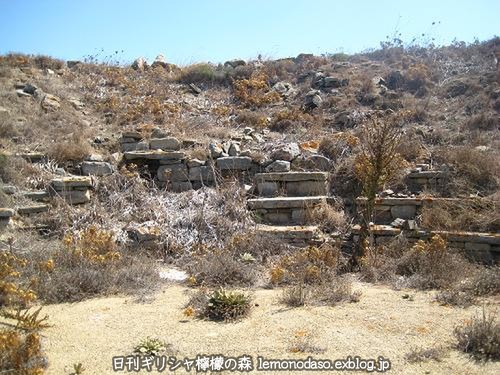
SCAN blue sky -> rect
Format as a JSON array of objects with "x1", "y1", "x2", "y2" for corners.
[{"x1": 0, "y1": 0, "x2": 498, "y2": 65}]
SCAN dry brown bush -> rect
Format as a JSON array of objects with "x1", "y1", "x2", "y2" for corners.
[
  {"x1": 437, "y1": 146, "x2": 500, "y2": 195},
  {"x1": 464, "y1": 113, "x2": 499, "y2": 131},
  {"x1": 305, "y1": 201, "x2": 349, "y2": 234},
  {"x1": 420, "y1": 198, "x2": 500, "y2": 232},
  {"x1": 454, "y1": 309, "x2": 500, "y2": 361},
  {"x1": 47, "y1": 137, "x2": 92, "y2": 163},
  {"x1": 405, "y1": 346, "x2": 445, "y2": 363}
]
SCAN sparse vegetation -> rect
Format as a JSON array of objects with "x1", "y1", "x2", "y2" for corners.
[{"x1": 185, "y1": 288, "x2": 252, "y2": 322}]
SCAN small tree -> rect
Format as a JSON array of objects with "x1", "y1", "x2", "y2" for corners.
[{"x1": 353, "y1": 113, "x2": 407, "y2": 266}]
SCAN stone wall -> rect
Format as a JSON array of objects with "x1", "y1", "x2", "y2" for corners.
[
  {"x1": 255, "y1": 172, "x2": 329, "y2": 197},
  {"x1": 352, "y1": 225, "x2": 500, "y2": 264}
]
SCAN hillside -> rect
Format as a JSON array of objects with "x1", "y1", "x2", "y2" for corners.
[{"x1": 0, "y1": 38, "x2": 499, "y2": 374}]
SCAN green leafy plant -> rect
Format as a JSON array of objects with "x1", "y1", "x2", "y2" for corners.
[
  {"x1": 134, "y1": 337, "x2": 168, "y2": 356},
  {"x1": 206, "y1": 288, "x2": 252, "y2": 321}
]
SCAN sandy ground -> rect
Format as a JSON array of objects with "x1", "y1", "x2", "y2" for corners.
[{"x1": 35, "y1": 281, "x2": 498, "y2": 375}]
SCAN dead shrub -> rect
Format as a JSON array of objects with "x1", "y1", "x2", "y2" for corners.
[
  {"x1": 463, "y1": 267, "x2": 500, "y2": 297},
  {"x1": 435, "y1": 288, "x2": 477, "y2": 308},
  {"x1": 454, "y1": 309, "x2": 500, "y2": 361},
  {"x1": 361, "y1": 235, "x2": 474, "y2": 290},
  {"x1": 305, "y1": 201, "x2": 349, "y2": 234},
  {"x1": 177, "y1": 63, "x2": 227, "y2": 85},
  {"x1": 280, "y1": 284, "x2": 308, "y2": 307},
  {"x1": 318, "y1": 132, "x2": 359, "y2": 162},
  {"x1": 269, "y1": 109, "x2": 313, "y2": 132},
  {"x1": 437, "y1": 146, "x2": 500, "y2": 195},
  {"x1": 24, "y1": 226, "x2": 159, "y2": 303},
  {"x1": 232, "y1": 72, "x2": 281, "y2": 108},
  {"x1": 464, "y1": 113, "x2": 499, "y2": 131},
  {"x1": 47, "y1": 137, "x2": 92, "y2": 163},
  {"x1": 236, "y1": 110, "x2": 268, "y2": 129},
  {"x1": 420, "y1": 198, "x2": 500, "y2": 232},
  {"x1": 405, "y1": 346, "x2": 445, "y2": 363}
]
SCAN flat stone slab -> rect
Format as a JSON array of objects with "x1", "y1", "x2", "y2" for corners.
[
  {"x1": 124, "y1": 150, "x2": 185, "y2": 161},
  {"x1": 407, "y1": 171, "x2": 446, "y2": 178},
  {"x1": 255, "y1": 172, "x2": 328, "y2": 182},
  {"x1": 23, "y1": 191, "x2": 49, "y2": 201},
  {"x1": 248, "y1": 196, "x2": 327, "y2": 210},
  {"x1": 17, "y1": 204, "x2": 49, "y2": 215},
  {"x1": 50, "y1": 176, "x2": 92, "y2": 189},
  {"x1": 216, "y1": 156, "x2": 252, "y2": 170},
  {"x1": 256, "y1": 224, "x2": 319, "y2": 239},
  {"x1": 0, "y1": 208, "x2": 15, "y2": 218}
]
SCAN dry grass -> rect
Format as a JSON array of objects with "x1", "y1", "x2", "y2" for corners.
[
  {"x1": 454, "y1": 309, "x2": 500, "y2": 361},
  {"x1": 405, "y1": 346, "x2": 445, "y2": 363}
]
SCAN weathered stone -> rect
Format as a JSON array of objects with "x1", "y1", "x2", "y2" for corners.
[
  {"x1": 304, "y1": 155, "x2": 331, "y2": 171},
  {"x1": 187, "y1": 159, "x2": 205, "y2": 168},
  {"x1": 265, "y1": 160, "x2": 290, "y2": 173},
  {"x1": 50, "y1": 176, "x2": 92, "y2": 189},
  {"x1": 255, "y1": 172, "x2": 328, "y2": 182},
  {"x1": 271, "y1": 143, "x2": 300, "y2": 161},
  {"x1": 286, "y1": 180, "x2": 328, "y2": 196},
  {"x1": 69, "y1": 98, "x2": 85, "y2": 110},
  {"x1": 265, "y1": 212, "x2": 291, "y2": 225},
  {"x1": 257, "y1": 182, "x2": 279, "y2": 196},
  {"x1": 41, "y1": 94, "x2": 60, "y2": 112},
  {"x1": 209, "y1": 142, "x2": 224, "y2": 158},
  {"x1": 2, "y1": 185, "x2": 17, "y2": 194},
  {"x1": 150, "y1": 137, "x2": 181, "y2": 151},
  {"x1": 85, "y1": 154, "x2": 104, "y2": 162},
  {"x1": 151, "y1": 128, "x2": 169, "y2": 138},
  {"x1": 131, "y1": 57, "x2": 148, "y2": 71},
  {"x1": 248, "y1": 196, "x2": 327, "y2": 210},
  {"x1": 122, "y1": 131, "x2": 143, "y2": 140},
  {"x1": 390, "y1": 205, "x2": 417, "y2": 220},
  {"x1": 465, "y1": 242, "x2": 491, "y2": 252},
  {"x1": 124, "y1": 150, "x2": 184, "y2": 161},
  {"x1": 17, "y1": 204, "x2": 49, "y2": 215},
  {"x1": 323, "y1": 77, "x2": 349, "y2": 88},
  {"x1": 216, "y1": 156, "x2": 252, "y2": 170},
  {"x1": 224, "y1": 59, "x2": 246, "y2": 68},
  {"x1": 127, "y1": 224, "x2": 160, "y2": 243},
  {"x1": 81, "y1": 161, "x2": 114, "y2": 176},
  {"x1": 151, "y1": 54, "x2": 168, "y2": 68},
  {"x1": 23, "y1": 191, "x2": 49, "y2": 201},
  {"x1": 228, "y1": 142, "x2": 240, "y2": 156},
  {"x1": 157, "y1": 164, "x2": 189, "y2": 182},
  {"x1": 52, "y1": 189, "x2": 91, "y2": 204},
  {"x1": 0, "y1": 208, "x2": 15, "y2": 218},
  {"x1": 291, "y1": 209, "x2": 305, "y2": 222},
  {"x1": 304, "y1": 90, "x2": 322, "y2": 110},
  {"x1": 67, "y1": 60, "x2": 81, "y2": 68},
  {"x1": 188, "y1": 166, "x2": 215, "y2": 182},
  {"x1": 121, "y1": 142, "x2": 149, "y2": 152}
]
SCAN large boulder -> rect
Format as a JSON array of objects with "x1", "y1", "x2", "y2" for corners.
[
  {"x1": 304, "y1": 90, "x2": 322, "y2": 111},
  {"x1": 150, "y1": 137, "x2": 181, "y2": 151},
  {"x1": 131, "y1": 57, "x2": 148, "y2": 71}
]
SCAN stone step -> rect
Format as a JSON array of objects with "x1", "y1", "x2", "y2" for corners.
[
  {"x1": 255, "y1": 172, "x2": 329, "y2": 197},
  {"x1": 256, "y1": 224, "x2": 323, "y2": 246},
  {"x1": 123, "y1": 150, "x2": 185, "y2": 162},
  {"x1": 248, "y1": 196, "x2": 327, "y2": 225},
  {"x1": 23, "y1": 191, "x2": 50, "y2": 202},
  {"x1": 17, "y1": 204, "x2": 49, "y2": 215}
]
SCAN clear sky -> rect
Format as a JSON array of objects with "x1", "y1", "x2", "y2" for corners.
[{"x1": 0, "y1": 0, "x2": 498, "y2": 65}]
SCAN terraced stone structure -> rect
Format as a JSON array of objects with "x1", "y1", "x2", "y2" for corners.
[
  {"x1": 48, "y1": 176, "x2": 92, "y2": 204},
  {"x1": 248, "y1": 171, "x2": 331, "y2": 245}
]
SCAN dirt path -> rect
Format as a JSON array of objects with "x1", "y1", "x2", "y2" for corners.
[{"x1": 40, "y1": 282, "x2": 498, "y2": 375}]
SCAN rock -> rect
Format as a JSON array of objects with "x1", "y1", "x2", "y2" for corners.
[
  {"x1": 122, "y1": 131, "x2": 143, "y2": 140},
  {"x1": 171, "y1": 181, "x2": 193, "y2": 192},
  {"x1": 380, "y1": 189, "x2": 395, "y2": 197},
  {"x1": 81, "y1": 161, "x2": 114, "y2": 176},
  {"x1": 16, "y1": 89, "x2": 32, "y2": 98},
  {"x1": 390, "y1": 218, "x2": 406, "y2": 228},
  {"x1": 52, "y1": 189, "x2": 91, "y2": 204},
  {"x1": 228, "y1": 142, "x2": 241, "y2": 156},
  {"x1": 188, "y1": 166, "x2": 215, "y2": 182},
  {"x1": 216, "y1": 156, "x2": 252, "y2": 170},
  {"x1": 127, "y1": 224, "x2": 160, "y2": 243},
  {"x1": 85, "y1": 154, "x2": 104, "y2": 162},
  {"x1": 187, "y1": 159, "x2": 205, "y2": 168},
  {"x1": 271, "y1": 143, "x2": 301, "y2": 162},
  {"x1": 304, "y1": 90, "x2": 322, "y2": 110},
  {"x1": 124, "y1": 150, "x2": 184, "y2": 161},
  {"x1": 22, "y1": 83, "x2": 38, "y2": 95},
  {"x1": 151, "y1": 128, "x2": 169, "y2": 138},
  {"x1": 151, "y1": 54, "x2": 168, "y2": 68},
  {"x1": 224, "y1": 59, "x2": 246, "y2": 68},
  {"x1": 41, "y1": 94, "x2": 60, "y2": 112},
  {"x1": 209, "y1": 142, "x2": 224, "y2": 158},
  {"x1": 50, "y1": 176, "x2": 92, "y2": 189},
  {"x1": 23, "y1": 191, "x2": 49, "y2": 201},
  {"x1": 69, "y1": 98, "x2": 85, "y2": 110},
  {"x1": 157, "y1": 164, "x2": 189, "y2": 182},
  {"x1": 295, "y1": 155, "x2": 331, "y2": 171},
  {"x1": 322, "y1": 76, "x2": 349, "y2": 88},
  {"x1": 188, "y1": 83, "x2": 202, "y2": 95},
  {"x1": 121, "y1": 141, "x2": 149, "y2": 152},
  {"x1": 17, "y1": 204, "x2": 49, "y2": 215},
  {"x1": 243, "y1": 127, "x2": 254, "y2": 135},
  {"x1": 273, "y1": 81, "x2": 295, "y2": 97},
  {"x1": 390, "y1": 205, "x2": 417, "y2": 220},
  {"x1": 0, "y1": 208, "x2": 15, "y2": 218},
  {"x1": 131, "y1": 57, "x2": 148, "y2": 71},
  {"x1": 67, "y1": 61, "x2": 81, "y2": 68},
  {"x1": 265, "y1": 160, "x2": 290, "y2": 173},
  {"x1": 2, "y1": 185, "x2": 17, "y2": 194},
  {"x1": 150, "y1": 137, "x2": 181, "y2": 151}
]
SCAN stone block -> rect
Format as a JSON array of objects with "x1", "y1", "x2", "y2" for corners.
[
  {"x1": 216, "y1": 156, "x2": 252, "y2": 170},
  {"x1": 390, "y1": 205, "x2": 417, "y2": 220},
  {"x1": 81, "y1": 161, "x2": 114, "y2": 176},
  {"x1": 257, "y1": 182, "x2": 279, "y2": 196},
  {"x1": 286, "y1": 180, "x2": 327, "y2": 196},
  {"x1": 150, "y1": 137, "x2": 181, "y2": 151},
  {"x1": 157, "y1": 164, "x2": 189, "y2": 182}
]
